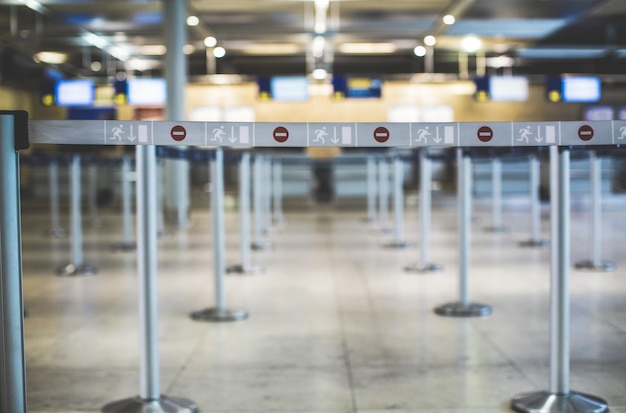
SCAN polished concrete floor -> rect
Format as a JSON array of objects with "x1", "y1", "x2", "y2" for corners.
[{"x1": 20, "y1": 193, "x2": 626, "y2": 413}]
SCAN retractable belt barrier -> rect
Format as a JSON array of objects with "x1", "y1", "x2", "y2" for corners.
[
  {"x1": 28, "y1": 119, "x2": 626, "y2": 148},
  {"x1": 2, "y1": 114, "x2": 617, "y2": 413}
]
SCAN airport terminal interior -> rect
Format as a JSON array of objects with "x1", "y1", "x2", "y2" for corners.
[{"x1": 2, "y1": 0, "x2": 626, "y2": 412}]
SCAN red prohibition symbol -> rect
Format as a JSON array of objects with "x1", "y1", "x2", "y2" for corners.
[
  {"x1": 273, "y1": 126, "x2": 289, "y2": 143},
  {"x1": 578, "y1": 125, "x2": 594, "y2": 141},
  {"x1": 170, "y1": 125, "x2": 186, "y2": 141},
  {"x1": 373, "y1": 127, "x2": 390, "y2": 143},
  {"x1": 477, "y1": 126, "x2": 493, "y2": 142}
]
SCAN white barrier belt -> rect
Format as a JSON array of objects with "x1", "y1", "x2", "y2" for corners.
[{"x1": 28, "y1": 120, "x2": 626, "y2": 148}]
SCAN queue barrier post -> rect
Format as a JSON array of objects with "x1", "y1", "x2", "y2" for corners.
[
  {"x1": 385, "y1": 154, "x2": 409, "y2": 248},
  {"x1": 511, "y1": 146, "x2": 608, "y2": 413},
  {"x1": 406, "y1": 149, "x2": 442, "y2": 273},
  {"x1": 366, "y1": 154, "x2": 378, "y2": 223},
  {"x1": 272, "y1": 157, "x2": 284, "y2": 226},
  {"x1": 0, "y1": 111, "x2": 28, "y2": 413},
  {"x1": 251, "y1": 154, "x2": 271, "y2": 250},
  {"x1": 103, "y1": 144, "x2": 197, "y2": 412},
  {"x1": 484, "y1": 156, "x2": 509, "y2": 233},
  {"x1": 574, "y1": 150, "x2": 615, "y2": 272},
  {"x1": 112, "y1": 155, "x2": 137, "y2": 251},
  {"x1": 191, "y1": 148, "x2": 248, "y2": 322},
  {"x1": 378, "y1": 156, "x2": 390, "y2": 232},
  {"x1": 434, "y1": 148, "x2": 491, "y2": 317},
  {"x1": 55, "y1": 154, "x2": 97, "y2": 276},
  {"x1": 227, "y1": 151, "x2": 264, "y2": 275},
  {"x1": 87, "y1": 162, "x2": 100, "y2": 229},
  {"x1": 47, "y1": 156, "x2": 67, "y2": 238},
  {"x1": 520, "y1": 153, "x2": 549, "y2": 248}
]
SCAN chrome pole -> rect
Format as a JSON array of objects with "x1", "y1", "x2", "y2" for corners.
[
  {"x1": 113, "y1": 156, "x2": 136, "y2": 251},
  {"x1": 386, "y1": 155, "x2": 408, "y2": 247},
  {"x1": 520, "y1": 154, "x2": 548, "y2": 248},
  {"x1": 48, "y1": 157, "x2": 66, "y2": 237},
  {"x1": 227, "y1": 152, "x2": 263, "y2": 276},
  {"x1": 366, "y1": 155, "x2": 377, "y2": 223},
  {"x1": 574, "y1": 151, "x2": 615, "y2": 272},
  {"x1": 511, "y1": 146, "x2": 608, "y2": 413},
  {"x1": 273, "y1": 158, "x2": 283, "y2": 226},
  {"x1": 252, "y1": 154, "x2": 269, "y2": 250},
  {"x1": 264, "y1": 156, "x2": 273, "y2": 234},
  {"x1": 56, "y1": 155, "x2": 97, "y2": 276},
  {"x1": 103, "y1": 144, "x2": 197, "y2": 412},
  {"x1": 191, "y1": 149, "x2": 248, "y2": 322},
  {"x1": 485, "y1": 157, "x2": 507, "y2": 232},
  {"x1": 378, "y1": 157, "x2": 390, "y2": 231},
  {"x1": 406, "y1": 149, "x2": 442, "y2": 273},
  {"x1": 87, "y1": 162, "x2": 100, "y2": 228},
  {"x1": 0, "y1": 113, "x2": 27, "y2": 413},
  {"x1": 435, "y1": 149, "x2": 491, "y2": 317}
]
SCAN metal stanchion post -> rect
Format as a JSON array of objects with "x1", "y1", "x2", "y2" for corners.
[
  {"x1": 263, "y1": 156, "x2": 273, "y2": 234},
  {"x1": 56, "y1": 154, "x2": 97, "y2": 276},
  {"x1": 252, "y1": 154, "x2": 270, "y2": 250},
  {"x1": 87, "y1": 162, "x2": 100, "y2": 229},
  {"x1": 273, "y1": 157, "x2": 284, "y2": 226},
  {"x1": 366, "y1": 155, "x2": 377, "y2": 223},
  {"x1": 227, "y1": 152, "x2": 263, "y2": 275},
  {"x1": 485, "y1": 156, "x2": 508, "y2": 232},
  {"x1": 191, "y1": 148, "x2": 248, "y2": 322},
  {"x1": 520, "y1": 153, "x2": 549, "y2": 248},
  {"x1": 378, "y1": 156, "x2": 390, "y2": 231},
  {"x1": 112, "y1": 156, "x2": 136, "y2": 251},
  {"x1": 511, "y1": 146, "x2": 608, "y2": 413},
  {"x1": 574, "y1": 151, "x2": 615, "y2": 272},
  {"x1": 103, "y1": 145, "x2": 197, "y2": 413},
  {"x1": 156, "y1": 157, "x2": 168, "y2": 238},
  {"x1": 385, "y1": 154, "x2": 408, "y2": 248},
  {"x1": 406, "y1": 149, "x2": 442, "y2": 273},
  {"x1": 0, "y1": 112, "x2": 27, "y2": 413},
  {"x1": 435, "y1": 149, "x2": 491, "y2": 317},
  {"x1": 47, "y1": 156, "x2": 66, "y2": 238}
]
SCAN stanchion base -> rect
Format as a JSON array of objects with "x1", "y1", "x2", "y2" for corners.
[
  {"x1": 55, "y1": 263, "x2": 98, "y2": 277},
  {"x1": 102, "y1": 395, "x2": 198, "y2": 412},
  {"x1": 434, "y1": 302, "x2": 492, "y2": 317},
  {"x1": 574, "y1": 260, "x2": 616, "y2": 272},
  {"x1": 251, "y1": 242, "x2": 272, "y2": 251},
  {"x1": 111, "y1": 242, "x2": 137, "y2": 252},
  {"x1": 404, "y1": 263, "x2": 443, "y2": 273},
  {"x1": 384, "y1": 241, "x2": 411, "y2": 249},
  {"x1": 190, "y1": 307, "x2": 248, "y2": 322},
  {"x1": 226, "y1": 264, "x2": 264, "y2": 276},
  {"x1": 519, "y1": 239, "x2": 549, "y2": 248},
  {"x1": 484, "y1": 226, "x2": 510, "y2": 233},
  {"x1": 47, "y1": 228, "x2": 67, "y2": 238},
  {"x1": 511, "y1": 390, "x2": 608, "y2": 413}
]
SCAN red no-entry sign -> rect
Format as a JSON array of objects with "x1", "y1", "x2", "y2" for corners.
[
  {"x1": 374, "y1": 127, "x2": 390, "y2": 143},
  {"x1": 578, "y1": 125, "x2": 594, "y2": 141},
  {"x1": 477, "y1": 126, "x2": 493, "y2": 142},
  {"x1": 170, "y1": 125, "x2": 186, "y2": 142},
  {"x1": 273, "y1": 127, "x2": 289, "y2": 143}
]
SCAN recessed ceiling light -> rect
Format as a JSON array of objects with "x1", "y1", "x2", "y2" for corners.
[
  {"x1": 461, "y1": 35, "x2": 482, "y2": 52},
  {"x1": 204, "y1": 36, "x2": 217, "y2": 48},
  {"x1": 413, "y1": 46, "x2": 426, "y2": 57},
  {"x1": 213, "y1": 47, "x2": 226, "y2": 58},
  {"x1": 443, "y1": 14, "x2": 456, "y2": 25},
  {"x1": 424, "y1": 35, "x2": 437, "y2": 47},
  {"x1": 339, "y1": 43, "x2": 397, "y2": 54},
  {"x1": 312, "y1": 68, "x2": 327, "y2": 80},
  {"x1": 33, "y1": 51, "x2": 67, "y2": 64},
  {"x1": 186, "y1": 16, "x2": 199, "y2": 26}
]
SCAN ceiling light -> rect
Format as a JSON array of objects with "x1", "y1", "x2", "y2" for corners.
[
  {"x1": 213, "y1": 47, "x2": 226, "y2": 58},
  {"x1": 339, "y1": 43, "x2": 397, "y2": 54},
  {"x1": 137, "y1": 45, "x2": 167, "y2": 56},
  {"x1": 424, "y1": 35, "x2": 437, "y2": 47},
  {"x1": 312, "y1": 68, "x2": 328, "y2": 80},
  {"x1": 83, "y1": 32, "x2": 108, "y2": 49},
  {"x1": 461, "y1": 35, "x2": 482, "y2": 53},
  {"x1": 186, "y1": 16, "x2": 199, "y2": 26},
  {"x1": 204, "y1": 36, "x2": 217, "y2": 48},
  {"x1": 107, "y1": 45, "x2": 130, "y2": 61},
  {"x1": 487, "y1": 55, "x2": 515, "y2": 68},
  {"x1": 90, "y1": 61, "x2": 102, "y2": 71},
  {"x1": 314, "y1": 0, "x2": 329, "y2": 7},
  {"x1": 313, "y1": 36, "x2": 326, "y2": 58},
  {"x1": 183, "y1": 44, "x2": 195, "y2": 55},
  {"x1": 443, "y1": 14, "x2": 456, "y2": 25},
  {"x1": 242, "y1": 43, "x2": 301, "y2": 55},
  {"x1": 413, "y1": 46, "x2": 426, "y2": 57},
  {"x1": 33, "y1": 51, "x2": 67, "y2": 64}
]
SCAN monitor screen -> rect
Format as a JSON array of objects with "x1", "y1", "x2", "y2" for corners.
[
  {"x1": 583, "y1": 105, "x2": 614, "y2": 121},
  {"x1": 127, "y1": 78, "x2": 166, "y2": 106},
  {"x1": 55, "y1": 79, "x2": 95, "y2": 106},
  {"x1": 270, "y1": 76, "x2": 309, "y2": 101},
  {"x1": 489, "y1": 76, "x2": 529, "y2": 101},
  {"x1": 562, "y1": 76, "x2": 601, "y2": 103}
]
